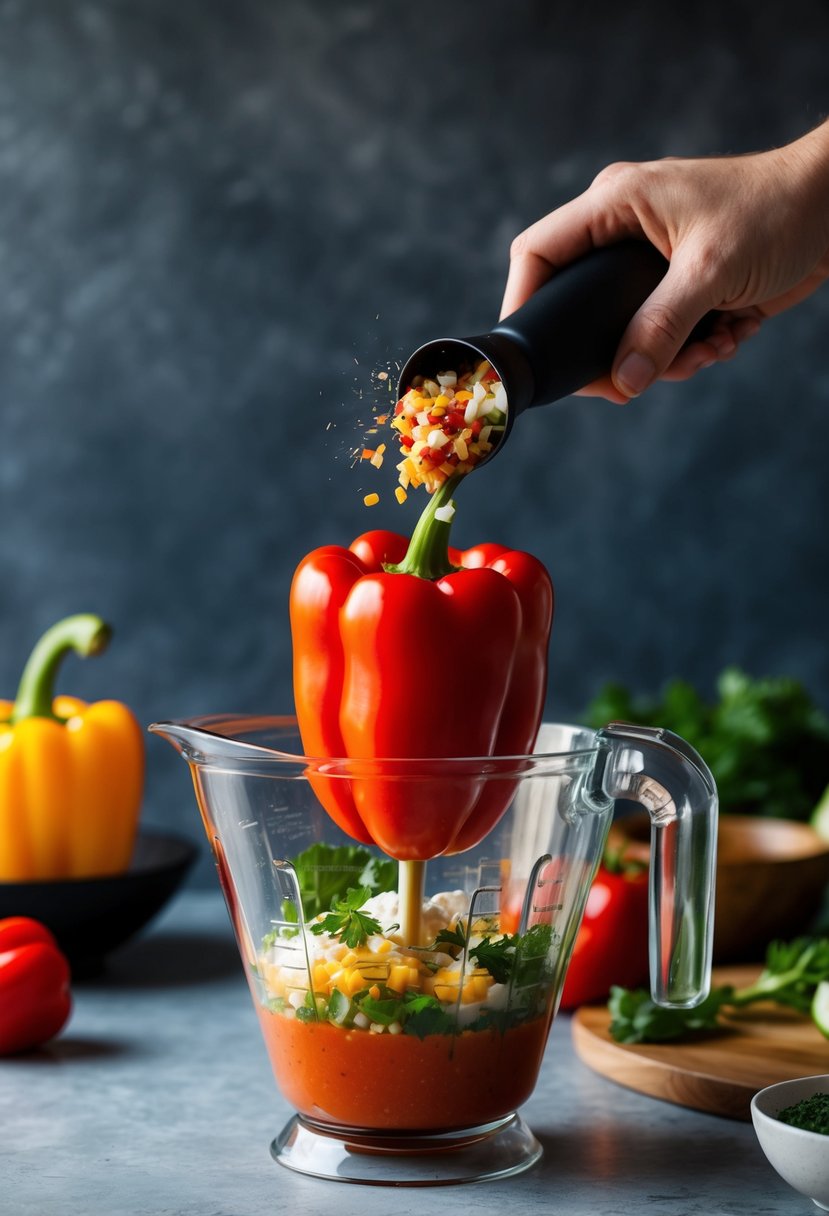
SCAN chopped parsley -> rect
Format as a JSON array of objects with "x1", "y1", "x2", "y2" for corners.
[{"x1": 310, "y1": 885, "x2": 384, "y2": 948}]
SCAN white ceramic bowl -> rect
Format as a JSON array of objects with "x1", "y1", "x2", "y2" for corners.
[{"x1": 751, "y1": 1075, "x2": 829, "y2": 1210}]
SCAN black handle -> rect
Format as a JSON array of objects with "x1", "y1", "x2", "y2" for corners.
[
  {"x1": 493, "y1": 239, "x2": 670, "y2": 407},
  {"x1": 396, "y1": 240, "x2": 719, "y2": 463}
]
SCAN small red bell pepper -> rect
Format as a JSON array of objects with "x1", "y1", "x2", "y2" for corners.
[
  {"x1": 559, "y1": 848, "x2": 650, "y2": 1009},
  {"x1": 0, "y1": 917, "x2": 72, "y2": 1054},
  {"x1": 290, "y1": 478, "x2": 554, "y2": 861}
]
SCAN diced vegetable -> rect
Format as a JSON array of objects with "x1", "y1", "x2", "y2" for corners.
[
  {"x1": 258, "y1": 889, "x2": 555, "y2": 1038},
  {"x1": 388, "y1": 359, "x2": 508, "y2": 495}
]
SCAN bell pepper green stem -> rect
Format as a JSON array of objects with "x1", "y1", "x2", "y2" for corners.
[
  {"x1": 9, "y1": 614, "x2": 112, "y2": 724},
  {"x1": 386, "y1": 476, "x2": 462, "y2": 580}
]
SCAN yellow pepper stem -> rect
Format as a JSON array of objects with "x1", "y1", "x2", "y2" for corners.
[
  {"x1": 8, "y1": 614, "x2": 112, "y2": 724},
  {"x1": 398, "y1": 858, "x2": 427, "y2": 947}
]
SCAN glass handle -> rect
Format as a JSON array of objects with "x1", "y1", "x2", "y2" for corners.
[{"x1": 595, "y1": 722, "x2": 718, "y2": 1008}]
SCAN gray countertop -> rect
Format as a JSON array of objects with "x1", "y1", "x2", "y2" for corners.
[{"x1": 2, "y1": 891, "x2": 808, "y2": 1216}]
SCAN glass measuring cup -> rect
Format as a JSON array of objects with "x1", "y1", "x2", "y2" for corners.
[{"x1": 151, "y1": 715, "x2": 717, "y2": 1185}]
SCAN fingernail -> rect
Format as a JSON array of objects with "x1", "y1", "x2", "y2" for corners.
[{"x1": 615, "y1": 351, "x2": 656, "y2": 397}]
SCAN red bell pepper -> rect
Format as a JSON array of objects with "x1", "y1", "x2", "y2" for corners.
[
  {"x1": 290, "y1": 479, "x2": 554, "y2": 861},
  {"x1": 0, "y1": 916, "x2": 72, "y2": 1054},
  {"x1": 559, "y1": 849, "x2": 650, "y2": 1009}
]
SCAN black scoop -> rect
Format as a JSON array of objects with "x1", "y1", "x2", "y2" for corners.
[{"x1": 397, "y1": 240, "x2": 702, "y2": 461}]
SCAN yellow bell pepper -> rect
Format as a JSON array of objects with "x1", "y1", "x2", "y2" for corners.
[{"x1": 0, "y1": 615, "x2": 144, "y2": 881}]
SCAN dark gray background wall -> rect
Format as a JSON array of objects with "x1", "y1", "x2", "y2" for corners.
[{"x1": 1, "y1": 0, "x2": 827, "y2": 883}]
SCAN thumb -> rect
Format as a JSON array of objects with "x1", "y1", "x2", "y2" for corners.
[{"x1": 612, "y1": 254, "x2": 716, "y2": 397}]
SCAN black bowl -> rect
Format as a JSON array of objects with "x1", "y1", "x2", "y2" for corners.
[{"x1": 0, "y1": 830, "x2": 198, "y2": 969}]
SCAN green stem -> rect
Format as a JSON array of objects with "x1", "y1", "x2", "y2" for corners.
[
  {"x1": 9, "y1": 614, "x2": 112, "y2": 723},
  {"x1": 387, "y1": 476, "x2": 462, "y2": 580},
  {"x1": 730, "y1": 968, "x2": 798, "y2": 1007}
]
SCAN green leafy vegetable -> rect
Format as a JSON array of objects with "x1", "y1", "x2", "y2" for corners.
[
  {"x1": 310, "y1": 885, "x2": 383, "y2": 948},
  {"x1": 608, "y1": 936, "x2": 829, "y2": 1043},
  {"x1": 401, "y1": 994, "x2": 456, "y2": 1039},
  {"x1": 583, "y1": 667, "x2": 829, "y2": 820},
  {"x1": 358, "y1": 992, "x2": 406, "y2": 1026},
  {"x1": 470, "y1": 935, "x2": 516, "y2": 984},
  {"x1": 411, "y1": 921, "x2": 554, "y2": 988},
  {"x1": 512, "y1": 923, "x2": 555, "y2": 987},
  {"x1": 778, "y1": 1093, "x2": 829, "y2": 1134},
  {"x1": 358, "y1": 854, "x2": 398, "y2": 895},
  {"x1": 608, "y1": 986, "x2": 731, "y2": 1043},
  {"x1": 284, "y1": 842, "x2": 398, "y2": 922}
]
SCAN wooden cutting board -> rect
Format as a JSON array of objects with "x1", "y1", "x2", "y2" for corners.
[{"x1": 571, "y1": 966, "x2": 829, "y2": 1121}]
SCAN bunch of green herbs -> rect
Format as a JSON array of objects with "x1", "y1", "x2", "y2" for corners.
[
  {"x1": 609, "y1": 936, "x2": 829, "y2": 1043},
  {"x1": 583, "y1": 667, "x2": 829, "y2": 820}
]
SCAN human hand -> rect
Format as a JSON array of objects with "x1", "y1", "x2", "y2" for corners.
[{"x1": 501, "y1": 122, "x2": 829, "y2": 403}]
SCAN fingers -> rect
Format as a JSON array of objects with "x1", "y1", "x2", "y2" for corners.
[
  {"x1": 500, "y1": 193, "x2": 612, "y2": 320},
  {"x1": 500, "y1": 250, "x2": 558, "y2": 322},
  {"x1": 611, "y1": 253, "x2": 721, "y2": 397},
  {"x1": 659, "y1": 315, "x2": 762, "y2": 381},
  {"x1": 573, "y1": 376, "x2": 631, "y2": 405},
  {"x1": 577, "y1": 313, "x2": 764, "y2": 398}
]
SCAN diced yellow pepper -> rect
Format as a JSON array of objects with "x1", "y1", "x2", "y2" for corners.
[
  {"x1": 345, "y1": 969, "x2": 366, "y2": 997},
  {"x1": 387, "y1": 964, "x2": 410, "y2": 992}
]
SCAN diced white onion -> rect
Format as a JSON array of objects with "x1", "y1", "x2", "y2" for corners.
[
  {"x1": 427, "y1": 429, "x2": 450, "y2": 449},
  {"x1": 463, "y1": 399, "x2": 477, "y2": 426},
  {"x1": 437, "y1": 372, "x2": 457, "y2": 387},
  {"x1": 352, "y1": 1011, "x2": 370, "y2": 1030},
  {"x1": 434, "y1": 503, "x2": 456, "y2": 523},
  {"x1": 472, "y1": 381, "x2": 487, "y2": 405},
  {"x1": 494, "y1": 382, "x2": 507, "y2": 412}
]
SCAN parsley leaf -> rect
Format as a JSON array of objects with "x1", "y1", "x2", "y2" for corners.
[
  {"x1": 285, "y1": 843, "x2": 398, "y2": 922},
  {"x1": 608, "y1": 935, "x2": 829, "y2": 1043},
  {"x1": 470, "y1": 935, "x2": 517, "y2": 984},
  {"x1": 310, "y1": 885, "x2": 383, "y2": 948},
  {"x1": 401, "y1": 994, "x2": 456, "y2": 1039},
  {"x1": 608, "y1": 985, "x2": 730, "y2": 1043}
]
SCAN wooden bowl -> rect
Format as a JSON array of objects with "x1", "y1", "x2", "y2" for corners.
[{"x1": 607, "y1": 814, "x2": 829, "y2": 964}]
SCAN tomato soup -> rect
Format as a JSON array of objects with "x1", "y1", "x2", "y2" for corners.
[{"x1": 257, "y1": 1007, "x2": 550, "y2": 1131}]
